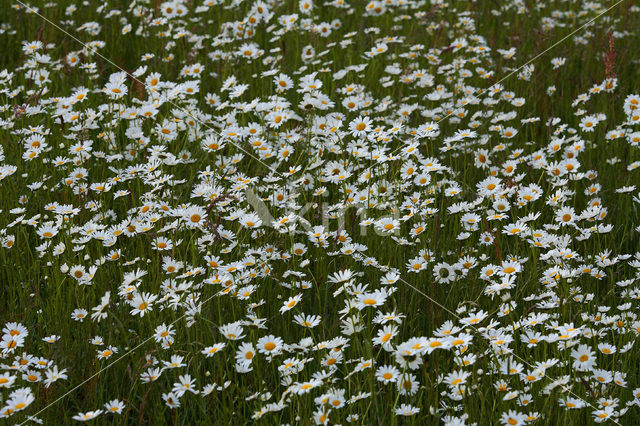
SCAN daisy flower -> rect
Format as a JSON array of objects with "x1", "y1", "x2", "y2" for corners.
[
  {"x1": 376, "y1": 365, "x2": 400, "y2": 383},
  {"x1": 280, "y1": 294, "x2": 302, "y2": 313},
  {"x1": 349, "y1": 116, "x2": 372, "y2": 137},
  {"x1": 72, "y1": 410, "x2": 103, "y2": 421},
  {"x1": 395, "y1": 403, "x2": 420, "y2": 416},
  {"x1": 356, "y1": 291, "x2": 387, "y2": 309},
  {"x1": 202, "y1": 343, "x2": 226, "y2": 357},
  {"x1": 257, "y1": 335, "x2": 284, "y2": 356},
  {"x1": 104, "y1": 399, "x2": 125, "y2": 414}
]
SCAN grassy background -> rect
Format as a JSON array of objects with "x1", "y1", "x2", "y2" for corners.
[{"x1": 1, "y1": 0, "x2": 640, "y2": 424}]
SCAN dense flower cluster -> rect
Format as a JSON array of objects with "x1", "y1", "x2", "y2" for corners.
[{"x1": 1, "y1": 0, "x2": 640, "y2": 424}]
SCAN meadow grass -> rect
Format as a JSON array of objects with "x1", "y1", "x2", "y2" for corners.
[{"x1": 1, "y1": 0, "x2": 640, "y2": 424}]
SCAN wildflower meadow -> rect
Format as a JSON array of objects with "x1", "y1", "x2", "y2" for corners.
[{"x1": 1, "y1": 0, "x2": 640, "y2": 424}]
